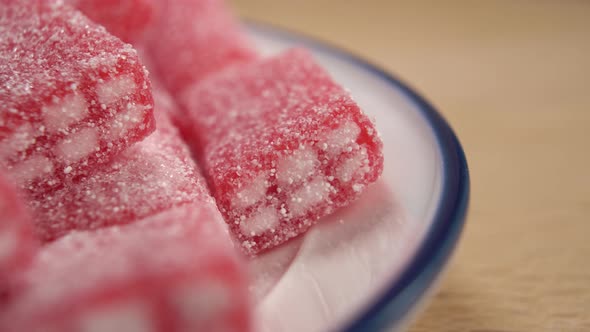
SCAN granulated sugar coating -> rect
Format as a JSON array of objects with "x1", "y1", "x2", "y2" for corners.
[
  {"x1": 0, "y1": 0, "x2": 155, "y2": 193},
  {"x1": 0, "y1": 173, "x2": 37, "y2": 286},
  {"x1": 0, "y1": 204, "x2": 251, "y2": 332},
  {"x1": 180, "y1": 48, "x2": 384, "y2": 256},
  {"x1": 143, "y1": 0, "x2": 257, "y2": 95},
  {"x1": 65, "y1": 0, "x2": 156, "y2": 42},
  {"x1": 27, "y1": 92, "x2": 207, "y2": 242}
]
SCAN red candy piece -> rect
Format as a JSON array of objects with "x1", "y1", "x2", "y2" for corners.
[
  {"x1": 0, "y1": 0, "x2": 155, "y2": 193},
  {"x1": 65, "y1": 0, "x2": 155, "y2": 42},
  {"x1": 180, "y1": 48, "x2": 384, "y2": 255},
  {"x1": 0, "y1": 204, "x2": 251, "y2": 332},
  {"x1": 0, "y1": 173, "x2": 36, "y2": 285},
  {"x1": 143, "y1": 0, "x2": 257, "y2": 95},
  {"x1": 27, "y1": 89, "x2": 207, "y2": 242}
]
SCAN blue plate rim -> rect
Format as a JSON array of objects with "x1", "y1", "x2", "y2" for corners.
[{"x1": 245, "y1": 20, "x2": 470, "y2": 332}]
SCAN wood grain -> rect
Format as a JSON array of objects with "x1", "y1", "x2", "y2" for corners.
[{"x1": 230, "y1": 1, "x2": 590, "y2": 331}]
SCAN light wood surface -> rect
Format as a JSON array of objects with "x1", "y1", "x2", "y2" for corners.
[{"x1": 230, "y1": 1, "x2": 590, "y2": 331}]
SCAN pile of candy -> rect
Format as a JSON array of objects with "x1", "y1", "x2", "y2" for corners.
[{"x1": 0, "y1": 0, "x2": 383, "y2": 331}]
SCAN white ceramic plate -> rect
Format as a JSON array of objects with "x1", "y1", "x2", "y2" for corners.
[{"x1": 245, "y1": 23, "x2": 469, "y2": 332}]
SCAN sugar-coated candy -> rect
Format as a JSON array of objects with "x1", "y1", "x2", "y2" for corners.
[
  {"x1": 0, "y1": 0, "x2": 155, "y2": 192},
  {"x1": 143, "y1": 0, "x2": 257, "y2": 95},
  {"x1": 0, "y1": 204, "x2": 251, "y2": 332},
  {"x1": 65, "y1": 0, "x2": 155, "y2": 42},
  {"x1": 180, "y1": 48, "x2": 384, "y2": 255},
  {"x1": 27, "y1": 89, "x2": 207, "y2": 242},
  {"x1": 0, "y1": 173, "x2": 36, "y2": 286}
]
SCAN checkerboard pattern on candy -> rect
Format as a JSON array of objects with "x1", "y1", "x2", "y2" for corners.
[
  {"x1": 27, "y1": 86, "x2": 207, "y2": 243},
  {"x1": 0, "y1": 0, "x2": 155, "y2": 194},
  {"x1": 180, "y1": 48, "x2": 384, "y2": 255}
]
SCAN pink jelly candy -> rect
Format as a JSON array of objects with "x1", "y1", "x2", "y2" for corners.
[
  {"x1": 143, "y1": 0, "x2": 257, "y2": 95},
  {"x1": 65, "y1": 0, "x2": 155, "y2": 42},
  {"x1": 0, "y1": 204, "x2": 251, "y2": 332},
  {"x1": 0, "y1": 0, "x2": 155, "y2": 192},
  {"x1": 180, "y1": 48, "x2": 384, "y2": 255},
  {"x1": 27, "y1": 90, "x2": 207, "y2": 242},
  {"x1": 0, "y1": 173, "x2": 36, "y2": 286}
]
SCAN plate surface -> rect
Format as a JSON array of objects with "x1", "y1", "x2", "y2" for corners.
[{"x1": 247, "y1": 23, "x2": 469, "y2": 332}]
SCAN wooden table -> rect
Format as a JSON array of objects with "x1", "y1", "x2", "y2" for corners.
[{"x1": 231, "y1": 1, "x2": 590, "y2": 331}]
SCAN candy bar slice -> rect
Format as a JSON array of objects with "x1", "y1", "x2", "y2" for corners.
[
  {"x1": 0, "y1": 204, "x2": 251, "y2": 332},
  {"x1": 143, "y1": 0, "x2": 257, "y2": 95},
  {"x1": 65, "y1": 0, "x2": 155, "y2": 42},
  {"x1": 180, "y1": 48, "x2": 384, "y2": 255},
  {"x1": 0, "y1": 0, "x2": 155, "y2": 192},
  {"x1": 27, "y1": 88, "x2": 205, "y2": 242},
  {"x1": 0, "y1": 173, "x2": 37, "y2": 287}
]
